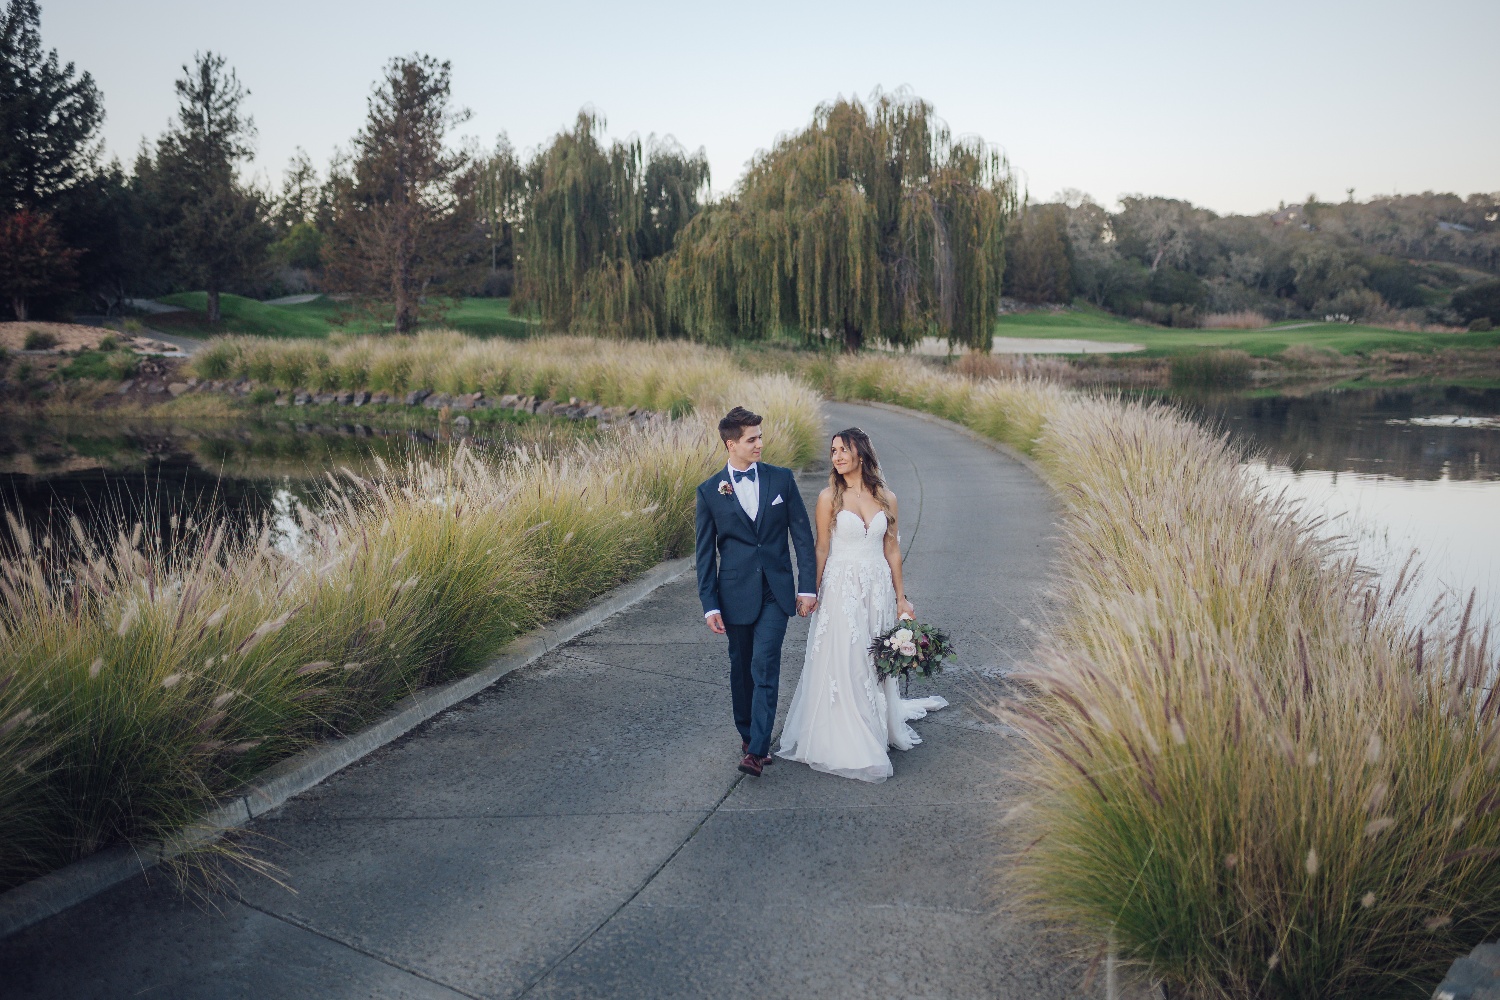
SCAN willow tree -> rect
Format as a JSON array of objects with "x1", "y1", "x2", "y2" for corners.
[
  {"x1": 666, "y1": 92, "x2": 1016, "y2": 350},
  {"x1": 513, "y1": 112, "x2": 709, "y2": 337}
]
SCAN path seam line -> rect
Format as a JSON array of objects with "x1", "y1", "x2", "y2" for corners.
[
  {"x1": 236, "y1": 897, "x2": 481, "y2": 999},
  {"x1": 514, "y1": 773, "x2": 747, "y2": 997}
]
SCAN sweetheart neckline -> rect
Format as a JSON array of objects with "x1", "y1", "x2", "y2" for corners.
[{"x1": 836, "y1": 507, "x2": 886, "y2": 535}]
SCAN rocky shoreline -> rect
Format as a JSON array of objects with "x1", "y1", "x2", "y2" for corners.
[{"x1": 118, "y1": 373, "x2": 661, "y2": 429}]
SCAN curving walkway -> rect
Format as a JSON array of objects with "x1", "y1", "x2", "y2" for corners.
[{"x1": 0, "y1": 402, "x2": 1090, "y2": 999}]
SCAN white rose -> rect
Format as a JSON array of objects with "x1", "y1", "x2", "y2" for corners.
[
  {"x1": 892, "y1": 628, "x2": 913, "y2": 645},
  {"x1": 898, "y1": 641, "x2": 918, "y2": 657}
]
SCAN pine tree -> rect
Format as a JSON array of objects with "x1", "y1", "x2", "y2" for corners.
[
  {"x1": 321, "y1": 55, "x2": 482, "y2": 333},
  {"x1": 143, "y1": 52, "x2": 270, "y2": 324},
  {"x1": 665, "y1": 92, "x2": 1016, "y2": 350},
  {"x1": 0, "y1": 0, "x2": 102, "y2": 212}
]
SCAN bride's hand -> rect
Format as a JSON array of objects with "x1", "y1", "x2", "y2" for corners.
[{"x1": 898, "y1": 597, "x2": 915, "y2": 620}]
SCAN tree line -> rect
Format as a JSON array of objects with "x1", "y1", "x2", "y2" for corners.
[
  {"x1": 3, "y1": 0, "x2": 1497, "y2": 342},
  {"x1": 1004, "y1": 190, "x2": 1500, "y2": 328}
]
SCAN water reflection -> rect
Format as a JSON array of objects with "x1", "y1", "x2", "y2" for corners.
[
  {"x1": 0, "y1": 415, "x2": 587, "y2": 556},
  {"x1": 1170, "y1": 384, "x2": 1500, "y2": 481},
  {"x1": 1166, "y1": 384, "x2": 1500, "y2": 628}
]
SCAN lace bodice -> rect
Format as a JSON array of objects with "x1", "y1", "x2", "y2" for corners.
[{"x1": 826, "y1": 508, "x2": 889, "y2": 565}]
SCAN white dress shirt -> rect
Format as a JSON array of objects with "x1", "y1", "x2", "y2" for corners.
[
  {"x1": 705, "y1": 462, "x2": 815, "y2": 619},
  {"x1": 729, "y1": 461, "x2": 759, "y2": 521}
]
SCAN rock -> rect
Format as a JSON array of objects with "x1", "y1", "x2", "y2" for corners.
[
  {"x1": 499, "y1": 394, "x2": 519, "y2": 409},
  {"x1": 336, "y1": 391, "x2": 354, "y2": 405},
  {"x1": 167, "y1": 382, "x2": 189, "y2": 397},
  {"x1": 313, "y1": 392, "x2": 336, "y2": 405},
  {"x1": 405, "y1": 388, "x2": 431, "y2": 406},
  {"x1": 473, "y1": 397, "x2": 492, "y2": 409},
  {"x1": 536, "y1": 400, "x2": 556, "y2": 415},
  {"x1": 293, "y1": 391, "x2": 311, "y2": 406},
  {"x1": 116, "y1": 380, "x2": 134, "y2": 394},
  {"x1": 351, "y1": 391, "x2": 369, "y2": 406},
  {"x1": 452, "y1": 414, "x2": 472, "y2": 429},
  {"x1": 274, "y1": 396, "x2": 289, "y2": 406},
  {"x1": 1434, "y1": 943, "x2": 1500, "y2": 999},
  {"x1": 147, "y1": 382, "x2": 165, "y2": 394},
  {"x1": 370, "y1": 391, "x2": 389, "y2": 405},
  {"x1": 585, "y1": 404, "x2": 606, "y2": 420},
  {"x1": 450, "y1": 394, "x2": 473, "y2": 411},
  {"x1": 185, "y1": 377, "x2": 199, "y2": 388},
  {"x1": 422, "y1": 392, "x2": 453, "y2": 409}
]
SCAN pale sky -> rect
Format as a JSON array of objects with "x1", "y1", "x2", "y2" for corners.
[{"x1": 44, "y1": 0, "x2": 1500, "y2": 216}]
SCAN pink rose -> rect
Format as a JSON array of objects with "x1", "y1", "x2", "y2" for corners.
[{"x1": 899, "y1": 641, "x2": 918, "y2": 657}]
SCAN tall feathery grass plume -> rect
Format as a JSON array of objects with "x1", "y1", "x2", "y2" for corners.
[
  {"x1": 0, "y1": 357, "x2": 816, "y2": 890},
  {"x1": 821, "y1": 352, "x2": 1500, "y2": 998}
]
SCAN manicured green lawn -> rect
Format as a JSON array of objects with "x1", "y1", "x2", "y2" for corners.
[
  {"x1": 995, "y1": 305, "x2": 1500, "y2": 357},
  {"x1": 155, "y1": 293, "x2": 333, "y2": 338},
  {"x1": 149, "y1": 293, "x2": 534, "y2": 340}
]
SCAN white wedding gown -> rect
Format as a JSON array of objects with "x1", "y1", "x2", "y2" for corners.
[{"x1": 776, "y1": 508, "x2": 948, "y2": 782}]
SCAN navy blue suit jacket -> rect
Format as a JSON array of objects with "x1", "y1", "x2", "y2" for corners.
[{"x1": 695, "y1": 464, "x2": 816, "y2": 626}]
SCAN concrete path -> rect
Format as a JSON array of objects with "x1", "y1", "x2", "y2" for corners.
[{"x1": 0, "y1": 402, "x2": 1083, "y2": 999}]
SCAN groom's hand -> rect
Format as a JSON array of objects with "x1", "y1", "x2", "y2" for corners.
[
  {"x1": 705, "y1": 612, "x2": 726, "y2": 635},
  {"x1": 797, "y1": 595, "x2": 817, "y2": 617}
]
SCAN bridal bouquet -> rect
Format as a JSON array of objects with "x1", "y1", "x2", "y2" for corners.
[{"x1": 869, "y1": 616, "x2": 953, "y2": 684}]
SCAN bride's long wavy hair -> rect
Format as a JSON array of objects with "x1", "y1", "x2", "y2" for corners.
[{"x1": 829, "y1": 427, "x2": 890, "y2": 516}]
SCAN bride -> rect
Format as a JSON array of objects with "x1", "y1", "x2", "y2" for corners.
[{"x1": 776, "y1": 427, "x2": 947, "y2": 782}]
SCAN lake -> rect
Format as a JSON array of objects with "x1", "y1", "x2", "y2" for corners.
[
  {"x1": 1163, "y1": 384, "x2": 1500, "y2": 629},
  {"x1": 0, "y1": 413, "x2": 590, "y2": 558}
]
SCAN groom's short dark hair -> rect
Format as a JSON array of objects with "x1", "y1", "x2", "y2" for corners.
[{"x1": 718, "y1": 406, "x2": 763, "y2": 444}]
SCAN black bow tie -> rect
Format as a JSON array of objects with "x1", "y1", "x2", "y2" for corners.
[{"x1": 732, "y1": 467, "x2": 756, "y2": 483}]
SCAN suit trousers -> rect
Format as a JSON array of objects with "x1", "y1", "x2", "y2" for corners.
[{"x1": 724, "y1": 578, "x2": 790, "y2": 757}]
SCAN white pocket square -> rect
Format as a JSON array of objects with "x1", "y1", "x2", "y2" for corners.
[{"x1": 772, "y1": 494, "x2": 784, "y2": 505}]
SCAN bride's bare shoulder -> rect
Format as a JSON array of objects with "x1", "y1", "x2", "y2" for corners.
[{"x1": 816, "y1": 486, "x2": 835, "y2": 508}]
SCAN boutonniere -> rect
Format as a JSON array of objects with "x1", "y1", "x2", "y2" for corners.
[{"x1": 717, "y1": 481, "x2": 735, "y2": 497}]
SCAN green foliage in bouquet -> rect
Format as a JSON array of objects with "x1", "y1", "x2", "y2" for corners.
[{"x1": 869, "y1": 618, "x2": 953, "y2": 684}]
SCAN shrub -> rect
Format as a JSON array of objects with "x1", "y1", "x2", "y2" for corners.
[
  {"x1": 1169, "y1": 349, "x2": 1253, "y2": 388},
  {"x1": 1452, "y1": 279, "x2": 1500, "y2": 326},
  {"x1": 1200, "y1": 310, "x2": 1268, "y2": 330},
  {"x1": 248, "y1": 386, "x2": 278, "y2": 405},
  {"x1": 1470, "y1": 318, "x2": 1493, "y2": 333},
  {"x1": 96, "y1": 334, "x2": 120, "y2": 351},
  {"x1": 22, "y1": 329, "x2": 57, "y2": 350}
]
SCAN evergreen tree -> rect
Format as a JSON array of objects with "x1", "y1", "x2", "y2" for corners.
[
  {"x1": 513, "y1": 113, "x2": 708, "y2": 337},
  {"x1": 321, "y1": 55, "x2": 482, "y2": 333},
  {"x1": 665, "y1": 92, "x2": 1015, "y2": 350},
  {"x1": 144, "y1": 52, "x2": 270, "y2": 323},
  {"x1": 0, "y1": 0, "x2": 102, "y2": 212}
]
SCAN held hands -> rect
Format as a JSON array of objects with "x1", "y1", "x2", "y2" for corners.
[
  {"x1": 705, "y1": 612, "x2": 726, "y2": 635},
  {"x1": 797, "y1": 595, "x2": 818, "y2": 617},
  {"x1": 897, "y1": 597, "x2": 915, "y2": 620}
]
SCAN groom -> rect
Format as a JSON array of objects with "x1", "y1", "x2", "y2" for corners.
[{"x1": 696, "y1": 406, "x2": 817, "y2": 777}]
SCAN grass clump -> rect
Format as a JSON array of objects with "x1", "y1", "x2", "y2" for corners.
[
  {"x1": 0, "y1": 351, "x2": 819, "y2": 890},
  {"x1": 824, "y1": 353, "x2": 1500, "y2": 997},
  {"x1": 22, "y1": 329, "x2": 57, "y2": 351},
  {"x1": 59, "y1": 350, "x2": 139, "y2": 381},
  {"x1": 1169, "y1": 349, "x2": 1253, "y2": 388}
]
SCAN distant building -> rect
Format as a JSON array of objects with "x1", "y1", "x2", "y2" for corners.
[{"x1": 1270, "y1": 205, "x2": 1303, "y2": 226}]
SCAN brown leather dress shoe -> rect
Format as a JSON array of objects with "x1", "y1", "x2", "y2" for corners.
[
  {"x1": 741, "y1": 741, "x2": 773, "y2": 765},
  {"x1": 737, "y1": 753, "x2": 764, "y2": 777}
]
